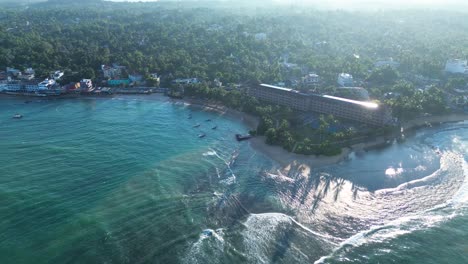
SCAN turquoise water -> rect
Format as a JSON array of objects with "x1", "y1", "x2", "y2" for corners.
[{"x1": 0, "y1": 96, "x2": 467, "y2": 263}]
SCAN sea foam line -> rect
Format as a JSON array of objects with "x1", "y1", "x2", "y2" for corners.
[{"x1": 314, "y1": 152, "x2": 468, "y2": 264}]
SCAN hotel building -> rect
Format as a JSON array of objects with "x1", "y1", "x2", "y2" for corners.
[{"x1": 249, "y1": 84, "x2": 393, "y2": 126}]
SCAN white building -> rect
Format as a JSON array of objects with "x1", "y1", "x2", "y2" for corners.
[
  {"x1": 338, "y1": 73, "x2": 354, "y2": 87},
  {"x1": 149, "y1": 73, "x2": 160, "y2": 80},
  {"x1": 52, "y1": 70, "x2": 64, "y2": 80},
  {"x1": 214, "y1": 78, "x2": 222, "y2": 87},
  {"x1": 445, "y1": 59, "x2": 468, "y2": 74},
  {"x1": 302, "y1": 73, "x2": 320, "y2": 86},
  {"x1": 32, "y1": 78, "x2": 56, "y2": 91}
]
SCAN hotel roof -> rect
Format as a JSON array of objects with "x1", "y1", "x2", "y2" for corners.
[
  {"x1": 260, "y1": 83, "x2": 295, "y2": 92},
  {"x1": 259, "y1": 83, "x2": 379, "y2": 109},
  {"x1": 322, "y1": 95, "x2": 379, "y2": 109}
]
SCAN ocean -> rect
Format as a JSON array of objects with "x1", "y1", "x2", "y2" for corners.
[{"x1": 0, "y1": 96, "x2": 466, "y2": 264}]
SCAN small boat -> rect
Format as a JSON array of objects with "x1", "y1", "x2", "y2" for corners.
[
  {"x1": 13, "y1": 114, "x2": 23, "y2": 119},
  {"x1": 188, "y1": 114, "x2": 192, "y2": 119},
  {"x1": 198, "y1": 133, "x2": 206, "y2": 138},
  {"x1": 24, "y1": 100, "x2": 33, "y2": 104},
  {"x1": 205, "y1": 119, "x2": 212, "y2": 122},
  {"x1": 193, "y1": 124, "x2": 201, "y2": 128},
  {"x1": 235, "y1": 134, "x2": 252, "y2": 141},
  {"x1": 212, "y1": 125, "x2": 218, "y2": 130}
]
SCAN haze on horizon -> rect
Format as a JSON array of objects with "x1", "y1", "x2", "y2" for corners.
[
  {"x1": 108, "y1": 0, "x2": 468, "y2": 11},
  {"x1": 1, "y1": 0, "x2": 467, "y2": 11}
]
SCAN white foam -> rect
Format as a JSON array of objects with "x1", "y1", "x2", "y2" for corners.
[
  {"x1": 183, "y1": 228, "x2": 226, "y2": 264},
  {"x1": 376, "y1": 152, "x2": 462, "y2": 195},
  {"x1": 202, "y1": 150, "x2": 217, "y2": 157},
  {"x1": 241, "y1": 213, "x2": 337, "y2": 263},
  {"x1": 314, "y1": 153, "x2": 468, "y2": 264}
]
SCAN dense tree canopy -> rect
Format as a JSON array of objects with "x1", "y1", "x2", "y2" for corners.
[{"x1": 1, "y1": 2, "x2": 467, "y2": 85}]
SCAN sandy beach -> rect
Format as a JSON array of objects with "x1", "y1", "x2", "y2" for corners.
[{"x1": 172, "y1": 96, "x2": 468, "y2": 169}]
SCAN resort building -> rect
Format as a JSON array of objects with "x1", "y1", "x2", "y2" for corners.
[
  {"x1": 337, "y1": 73, "x2": 354, "y2": 87},
  {"x1": 445, "y1": 59, "x2": 468, "y2": 74},
  {"x1": 249, "y1": 84, "x2": 393, "y2": 126}
]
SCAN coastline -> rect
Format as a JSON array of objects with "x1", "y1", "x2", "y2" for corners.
[
  {"x1": 249, "y1": 112, "x2": 468, "y2": 169},
  {"x1": 4, "y1": 93, "x2": 467, "y2": 169},
  {"x1": 401, "y1": 113, "x2": 468, "y2": 132}
]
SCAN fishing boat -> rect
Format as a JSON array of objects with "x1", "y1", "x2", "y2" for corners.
[
  {"x1": 13, "y1": 114, "x2": 23, "y2": 119},
  {"x1": 193, "y1": 124, "x2": 201, "y2": 128},
  {"x1": 198, "y1": 133, "x2": 206, "y2": 138},
  {"x1": 235, "y1": 134, "x2": 252, "y2": 141}
]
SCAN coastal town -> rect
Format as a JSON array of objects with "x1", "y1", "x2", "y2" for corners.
[
  {"x1": 2, "y1": 58, "x2": 467, "y2": 121},
  {"x1": 2, "y1": 57, "x2": 468, "y2": 156}
]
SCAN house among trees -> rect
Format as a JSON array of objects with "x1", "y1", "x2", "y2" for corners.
[
  {"x1": 301, "y1": 73, "x2": 320, "y2": 87},
  {"x1": 101, "y1": 64, "x2": 126, "y2": 79},
  {"x1": 18, "y1": 68, "x2": 36, "y2": 81},
  {"x1": 337, "y1": 73, "x2": 354, "y2": 87}
]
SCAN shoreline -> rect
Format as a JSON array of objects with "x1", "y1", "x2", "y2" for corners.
[
  {"x1": 4, "y1": 93, "x2": 467, "y2": 169},
  {"x1": 249, "y1": 112, "x2": 468, "y2": 169}
]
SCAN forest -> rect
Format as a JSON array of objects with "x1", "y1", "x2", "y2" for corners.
[{"x1": 1, "y1": 1, "x2": 467, "y2": 84}]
